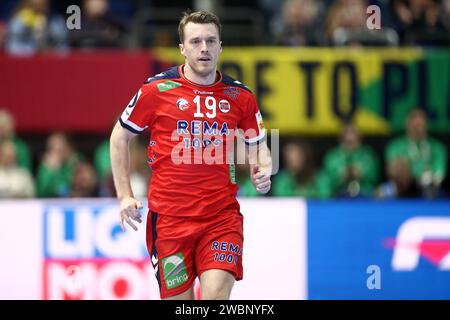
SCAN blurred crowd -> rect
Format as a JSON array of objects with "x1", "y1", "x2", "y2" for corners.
[
  {"x1": 1, "y1": 0, "x2": 450, "y2": 54},
  {"x1": 0, "y1": 0, "x2": 448, "y2": 200},
  {"x1": 0, "y1": 108, "x2": 151, "y2": 199},
  {"x1": 0, "y1": 108, "x2": 447, "y2": 200},
  {"x1": 243, "y1": 108, "x2": 448, "y2": 200}
]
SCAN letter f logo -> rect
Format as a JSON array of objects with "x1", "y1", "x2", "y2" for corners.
[{"x1": 391, "y1": 217, "x2": 450, "y2": 271}]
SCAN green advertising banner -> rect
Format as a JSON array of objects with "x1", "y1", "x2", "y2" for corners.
[{"x1": 153, "y1": 47, "x2": 450, "y2": 135}]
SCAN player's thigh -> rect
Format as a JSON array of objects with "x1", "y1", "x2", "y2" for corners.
[
  {"x1": 195, "y1": 210, "x2": 244, "y2": 281},
  {"x1": 200, "y1": 269, "x2": 235, "y2": 300},
  {"x1": 147, "y1": 212, "x2": 198, "y2": 299}
]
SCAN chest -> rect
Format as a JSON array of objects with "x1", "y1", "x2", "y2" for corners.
[{"x1": 153, "y1": 87, "x2": 243, "y2": 126}]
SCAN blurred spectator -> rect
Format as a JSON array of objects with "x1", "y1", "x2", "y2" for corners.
[
  {"x1": 94, "y1": 135, "x2": 150, "y2": 197},
  {"x1": 0, "y1": 109, "x2": 31, "y2": 172},
  {"x1": 326, "y1": 0, "x2": 368, "y2": 45},
  {"x1": 323, "y1": 123, "x2": 380, "y2": 198},
  {"x1": 36, "y1": 132, "x2": 81, "y2": 197},
  {"x1": 374, "y1": 157, "x2": 420, "y2": 199},
  {"x1": 69, "y1": 0, "x2": 130, "y2": 48},
  {"x1": 392, "y1": 0, "x2": 450, "y2": 45},
  {"x1": 258, "y1": 0, "x2": 283, "y2": 36},
  {"x1": 5, "y1": 0, "x2": 68, "y2": 55},
  {"x1": 150, "y1": 0, "x2": 194, "y2": 8},
  {"x1": 442, "y1": 0, "x2": 450, "y2": 30},
  {"x1": 370, "y1": 0, "x2": 397, "y2": 28},
  {"x1": 0, "y1": 20, "x2": 7, "y2": 51},
  {"x1": 94, "y1": 138, "x2": 114, "y2": 196},
  {"x1": 385, "y1": 109, "x2": 447, "y2": 199},
  {"x1": 236, "y1": 163, "x2": 261, "y2": 197},
  {"x1": 273, "y1": 140, "x2": 331, "y2": 198},
  {"x1": 129, "y1": 138, "x2": 151, "y2": 198},
  {"x1": 0, "y1": 1, "x2": 19, "y2": 21},
  {"x1": 0, "y1": 140, "x2": 35, "y2": 198},
  {"x1": 70, "y1": 161, "x2": 99, "y2": 197},
  {"x1": 274, "y1": 0, "x2": 325, "y2": 46},
  {"x1": 324, "y1": 0, "x2": 398, "y2": 46}
]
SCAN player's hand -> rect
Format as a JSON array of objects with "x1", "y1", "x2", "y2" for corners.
[
  {"x1": 251, "y1": 165, "x2": 271, "y2": 194},
  {"x1": 119, "y1": 197, "x2": 143, "y2": 231}
]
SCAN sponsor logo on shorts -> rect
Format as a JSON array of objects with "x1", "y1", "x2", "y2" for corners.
[
  {"x1": 211, "y1": 241, "x2": 242, "y2": 265},
  {"x1": 162, "y1": 253, "x2": 189, "y2": 289}
]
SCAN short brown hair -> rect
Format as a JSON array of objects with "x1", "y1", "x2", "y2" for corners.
[{"x1": 178, "y1": 10, "x2": 222, "y2": 43}]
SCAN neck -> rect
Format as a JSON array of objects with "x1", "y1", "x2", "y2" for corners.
[
  {"x1": 408, "y1": 134, "x2": 426, "y2": 142},
  {"x1": 183, "y1": 63, "x2": 217, "y2": 85}
]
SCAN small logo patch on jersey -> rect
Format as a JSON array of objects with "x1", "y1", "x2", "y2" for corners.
[
  {"x1": 224, "y1": 86, "x2": 240, "y2": 99},
  {"x1": 193, "y1": 89, "x2": 213, "y2": 95},
  {"x1": 176, "y1": 98, "x2": 190, "y2": 111},
  {"x1": 157, "y1": 80, "x2": 182, "y2": 92},
  {"x1": 218, "y1": 99, "x2": 231, "y2": 113},
  {"x1": 162, "y1": 253, "x2": 189, "y2": 290}
]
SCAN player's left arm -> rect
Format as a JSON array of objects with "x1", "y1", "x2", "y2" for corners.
[{"x1": 248, "y1": 140, "x2": 272, "y2": 194}]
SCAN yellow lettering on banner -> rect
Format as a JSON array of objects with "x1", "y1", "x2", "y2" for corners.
[{"x1": 153, "y1": 48, "x2": 423, "y2": 135}]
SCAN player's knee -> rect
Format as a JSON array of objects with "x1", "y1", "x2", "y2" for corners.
[{"x1": 201, "y1": 281, "x2": 232, "y2": 300}]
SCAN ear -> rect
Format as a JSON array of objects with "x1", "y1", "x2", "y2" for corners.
[
  {"x1": 179, "y1": 43, "x2": 185, "y2": 57},
  {"x1": 219, "y1": 41, "x2": 222, "y2": 54}
]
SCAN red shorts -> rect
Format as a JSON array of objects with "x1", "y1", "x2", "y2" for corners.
[{"x1": 146, "y1": 208, "x2": 244, "y2": 299}]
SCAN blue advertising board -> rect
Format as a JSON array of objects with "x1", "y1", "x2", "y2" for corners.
[{"x1": 307, "y1": 200, "x2": 450, "y2": 299}]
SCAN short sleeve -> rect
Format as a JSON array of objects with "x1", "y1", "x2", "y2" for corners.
[
  {"x1": 237, "y1": 94, "x2": 266, "y2": 145},
  {"x1": 119, "y1": 85, "x2": 154, "y2": 134}
]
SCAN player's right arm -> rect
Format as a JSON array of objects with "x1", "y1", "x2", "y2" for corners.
[
  {"x1": 110, "y1": 121, "x2": 143, "y2": 231},
  {"x1": 111, "y1": 82, "x2": 155, "y2": 231}
]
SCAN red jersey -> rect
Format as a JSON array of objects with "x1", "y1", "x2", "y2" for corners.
[{"x1": 120, "y1": 65, "x2": 265, "y2": 218}]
